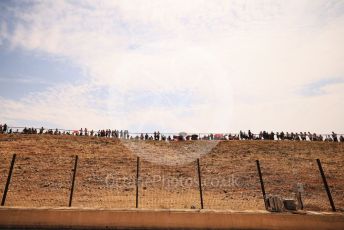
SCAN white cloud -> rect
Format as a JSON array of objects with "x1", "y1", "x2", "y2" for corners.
[{"x1": 0, "y1": 0, "x2": 344, "y2": 133}]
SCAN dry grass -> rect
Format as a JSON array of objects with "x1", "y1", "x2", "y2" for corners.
[{"x1": 0, "y1": 134, "x2": 343, "y2": 211}]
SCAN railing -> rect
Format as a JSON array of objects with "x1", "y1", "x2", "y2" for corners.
[{"x1": 0, "y1": 124, "x2": 343, "y2": 142}]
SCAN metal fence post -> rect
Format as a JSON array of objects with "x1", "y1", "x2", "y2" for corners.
[
  {"x1": 136, "y1": 156, "x2": 140, "y2": 208},
  {"x1": 316, "y1": 159, "x2": 336, "y2": 211},
  {"x1": 197, "y1": 158, "x2": 204, "y2": 209},
  {"x1": 69, "y1": 155, "x2": 78, "y2": 207},
  {"x1": 1, "y1": 154, "x2": 16, "y2": 206},
  {"x1": 256, "y1": 160, "x2": 267, "y2": 210}
]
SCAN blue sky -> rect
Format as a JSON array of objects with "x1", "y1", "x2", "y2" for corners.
[
  {"x1": 299, "y1": 77, "x2": 344, "y2": 97},
  {"x1": 0, "y1": 48, "x2": 84, "y2": 99},
  {"x1": 0, "y1": 0, "x2": 344, "y2": 133}
]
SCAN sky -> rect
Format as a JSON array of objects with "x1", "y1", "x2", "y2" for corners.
[{"x1": 0, "y1": 0, "x2": 343, "y2": 133}]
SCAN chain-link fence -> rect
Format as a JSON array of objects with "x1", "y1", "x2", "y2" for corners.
[
  {"x1": 201, "y1": 157, "x2": 263, "y2": 210},
  {"x1": 73, "y1": 156, "x2": 136, "y2": 208},
  {"x1": 0, "y1": 152, "x2": 342, "y2": 211},
  {"x1": 322, "y1": 158, "x2": 344, "y2": 211},
  {"x1": 4, "y1": 155, "x2": 72, "y2": 207},
  {"x1": 260, "y1": 158, "x2": 331, "y2": 211},
  {"x1": 139, "y1": 159, "x2": 200, "y2": 209}
]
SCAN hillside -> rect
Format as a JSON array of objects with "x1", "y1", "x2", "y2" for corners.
[{"x1": 0, "y1": 134, "x2": 343, "y2": 211}]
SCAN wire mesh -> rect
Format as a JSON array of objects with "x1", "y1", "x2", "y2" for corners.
[
  {"x1": 5, "y1": 154, "x2": 73, "y2": 207},
  {"x1": 139, "y1": 159, "x2": 200, "y2": 209},
  {"x1": 260, "y1": 158, "x2": 331, "y2": 211},
  {"x1": 201, "y1": 156, "x2": 264, "y2": 210},
  {"x1": 73, "y1": 156, "x2": 136, "y2": 208},
  {"x1": 0, "y1": 154, "x2": 13, "y2": 201},
  {"x1": 0, "y1": 135, "x2": 343, "y2": 211},
  {"x1": 321, "y1": 158, "x2": 344, "y2": 211}
]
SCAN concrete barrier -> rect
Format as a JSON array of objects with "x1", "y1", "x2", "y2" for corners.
[{"x1": 0, "y1": 207, "x2": 343, "y2": 229}]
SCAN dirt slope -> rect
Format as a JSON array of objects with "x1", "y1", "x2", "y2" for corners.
[{"x1": 0, "y1": 134, "x2": 343, "y2": 211}]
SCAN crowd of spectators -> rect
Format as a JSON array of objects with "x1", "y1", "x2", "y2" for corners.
[
  {"x1": 239, "y1": 130, "x2": 344, "y2": 142},
  {"x1": 1, "y1": 123, "x2": 343, "y2": 142},
  {"x1": 0, "y1": 124, "x2": 130, "y2": 139}
]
